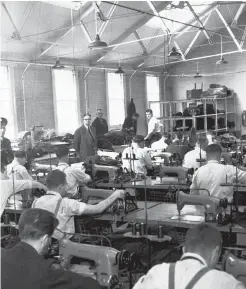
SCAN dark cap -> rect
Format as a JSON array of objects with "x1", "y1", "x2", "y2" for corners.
[
  {"x1": 1, "y1": 117, "x2": 8, "y2": 126},
  {"x1": 19, "y1": 208, "x2": 59, "y2": 240},
  {"x1": 133, "y1": 135, "x2": 145, "y2": 143}
]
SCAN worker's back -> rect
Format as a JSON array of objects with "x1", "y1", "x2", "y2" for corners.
[{"x1": 133, "y1": 253, "x2": 245, "y2": 289}]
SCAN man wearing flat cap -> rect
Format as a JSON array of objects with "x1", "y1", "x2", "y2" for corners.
[{"x1": 0, "y1": 117, "x2": 13, "y2": 168}]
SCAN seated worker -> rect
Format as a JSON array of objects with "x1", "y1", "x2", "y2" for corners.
[
  {"x1": 183, "y1": 134, "x2": 208, "y2": 171},
  {"x1": 6, "y1": 150, "x2": 33, "y2": 181},
  {"x1": 55, "y1": 145, "x2": 91, "y2": 198},
  {"x1": 1, "y1": 208, "x2": 101, "y2": 289},
  {"x1": 92, "y1": 109, "x2": 108, "y2": 137},
  {"x1": 133, "y1": 223, "x2": 245, "y2": 289},
  {"x1": 122, "y1": 135, "x2": 153, "y2": 175},
  {"x1": 122, "y1": 112, "x2": 139, "y2": 135},
  {"x1": 0, "y1": 117, "x2": 14, "y2": 167},
  {"x1": 190, "y1": 144, "x2": 246, "y2": 201},
  {"x1": 144, "y1": 109, "x2": 161, "y2": 146},
  {"x1": 151, "y1": 133, "x2": 168, "y2": 151},
  {"x1": 32, "y1": 170, "x2": 125, "y2": 240}
]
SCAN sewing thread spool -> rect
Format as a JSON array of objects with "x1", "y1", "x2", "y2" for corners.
[
  {"x1": 157, "y1": 225, "x2": 163, "y2": 238},
  {"x1": 135, "y1": 223, "x2": 140, "y2": 236},
  {"x1": 4, "y1": 214, "x2": 10, "y2": 225},
  {"x1": 131, "y1": 223, "x2": 136, "y2": 235},
  {"x1": 140, "y1": 223, "x2": 146, "y2": 236}
]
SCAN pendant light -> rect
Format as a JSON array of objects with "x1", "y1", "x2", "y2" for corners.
[
  {"x1": 194, "y1": 62, "x2": 202, "y2": 78},
  {"x1": 216, "y1": 34, "x2": 228, "y2": 65},
  {"x1": 52, "y1": 45, "x2": 65, "y2": 69},
  {"x1": 115, "y1": 53, "x2": 125, "y2": 74},
  {"x1": 88, "y1": 7, "x2": 108, "y2": 50},
  {"x1": 168, "y1": 46, "x2": 182, "y2": 59}
]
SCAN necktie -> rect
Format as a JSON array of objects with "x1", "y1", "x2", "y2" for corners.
[{"x1": 88, "y1": 126, "x2": 94, "y2": 142}]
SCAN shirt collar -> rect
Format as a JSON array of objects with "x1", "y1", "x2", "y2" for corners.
[
  {"x1": 181, "y1": 252, "x2": 208, "y2": 266},
  {"x1": 58, "y1": 162, "x2": 69, "y2": 167},
  {"x1": 207, "y1": 160, "x2": 219, "y2": 164},
  {"x1": 12, "y1": 159, "x2": 21, "y2": 166},
  {"x1": 132, "y1": 143, "x2": 140, "y2": 149},
  {"x1": 46, "y1": 190, "x2": 61, "y2": 197}
]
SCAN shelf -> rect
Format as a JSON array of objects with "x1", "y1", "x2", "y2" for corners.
[
  {"x1": 150, "y1": 96, "x2": 235, "y2": 104},
  {"x1": 158, "y1": 112, "x2": 235, "y2": 121}
]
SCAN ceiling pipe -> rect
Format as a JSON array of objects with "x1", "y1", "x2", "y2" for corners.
[
  {"x1": 84, "y1": 68, "x2": 92, "y2": 114},
  {"x1": 1, "y1": 59, "x2": 161, "y2": 74},
  {"x1": 129, "y1": 70, "x2": 136, "y2": 100},
  {"x1": 21, "y1": 64, "x2": 32, "y2": 131}
]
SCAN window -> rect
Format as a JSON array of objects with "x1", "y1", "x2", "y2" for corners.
[
  {"x1": 107, "y1": 73, "x2": 125, "y2": 127},
  {"x1": 146, "y1": 75, "x2": 160, "y2": 118},
  {"x1": 53, "y1": 70, "x2": 79, "y2": 134},
  {"x1": 0, "y1": 66, "x2": 16, "y2": 140}
]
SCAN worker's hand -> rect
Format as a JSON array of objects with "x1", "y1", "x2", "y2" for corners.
[{"x1": 114, "y1": 189, "x2": 125, "y2": 199}]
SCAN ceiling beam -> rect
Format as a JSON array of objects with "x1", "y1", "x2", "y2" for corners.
[
  {"x1": 215, "y1": 7, "x2": 243, "y2": 52},
  {"x1": 95, "y1": 1, "x2": 170, "y2": 63},
  {"x1": 173, "y1": 40, "x2": 186, "y2": 60},
  {"x1": 39, "y1": 2, "x2": 96, "y2": 57},
  {"x1": 145, "y1": 49, "x2": 246, "y2": 68},
  {"x1": 80, "y1": 20, "x2": 92, "y2": 42},
  {"x1": 2, "y1": 2, "x2": 21, "y2": 40},
  {"x1": 184, "y1": 12, "x2": 212, "y2": 57},
  {"x1": 231, "y1": 3, "x2": 246, "y2": 26},
  {"x1": 133, "y1": 31, "x2": 148, "y2": 55},
  {"x1": 98, "y1": 1, "x2": 118, "y2": 36},
  {"x1": 186, "y1": 1, "x2": 213, "y2": 45},
  {"x1": 241, "y1": 26, "x2": 246, "y2": 47},
  {"x1": 136, "y1": 4, "x2": 218, "y2": 67}
]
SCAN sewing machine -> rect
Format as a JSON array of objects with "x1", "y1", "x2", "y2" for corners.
[
  {"x1": 223, "y1": 253, "x2": 246, "y2": 286},
  {"x1": 176, "y1": 191, "x2": 228, "y2": 222},
  {"x1": 59, "y1": 238, "x2": 137, "y2": 289},
  {"x1": 159, "y1": 166, "x2": 188, "y2": 181},
  {"x1": 93, "y1": 164, "x2": 120, "y2": 182}
]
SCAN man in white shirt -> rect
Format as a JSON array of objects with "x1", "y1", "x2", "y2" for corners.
[
  {"x1": 122, "y1": 135, "x2": 153, "y2": 175},
  {"x1": 151, "y1": 133, "x2": 168, "y2": 151},
  {"x1": 55, "y1": 145, "x2": 91, "y2": 198},
  {"x1": 183, "y1": 134, "x2": 208, "y2": 171},
  {"x1": 144, "y1": 109, "x2": 161, "y2": 146},
  {"x1": 7, "y1": 150, "x2": 33, "y2": 181},
  {"x1": 32, "y1": 170, "x2": 125, "y2": 240},
  {"x1": 133, "y1": 223, "x2": 245, "y2": 289},
  {"x1": 190, "y1": 144, "x2": 246, "y2": 201}
]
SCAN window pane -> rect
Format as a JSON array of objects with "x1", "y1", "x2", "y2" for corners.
[
  {"x1": 53, "y1": 70, "x2": 78, "y2": 134},
  {"x1": 0, "y1": 66, "x2": 15, "y2": 139},
  {"x1": 56, "y1": 101, "x2": 78, "y2": 134},
  {"x1": 146, "y1": 75, "x2": 160, "y2": 117},
  {"x1": 107, "y1": 73, "x2": 125, "y2": 127}
]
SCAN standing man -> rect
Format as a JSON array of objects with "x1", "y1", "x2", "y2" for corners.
[
  {"x1": 74, "y1": 114, "x2": 97, "y2": 162},
  {"x1": 122, "y1": 112, "x2": 139, "y2": 135},
  {"x1": 144, "y1": 109, "x2": 161, "y2": 146},
  {"x1": 92, "y1": 109, "x2": 109, "y2": 137},
  {"x1": 0, "y1": 117, "x2": 13, "y2": 167}
]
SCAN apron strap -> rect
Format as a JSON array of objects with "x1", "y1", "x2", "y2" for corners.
[{"x1": 168, "y1": 263, "x2": 176, "y2": 289}]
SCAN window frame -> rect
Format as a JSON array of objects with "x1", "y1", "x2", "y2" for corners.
[
  {"x1": 146, "y1": 74, "x2": 161, "y2": 118},
  {"x1": 106, "y1": 72, "x2": 126, "y2": 130},
  {"x1": 52, "y1": 68, "x2": 80, "y2": 134}
]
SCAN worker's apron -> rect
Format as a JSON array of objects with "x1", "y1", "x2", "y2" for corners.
[{"x1": 169, "y1": 256, "x2": 211, "y2": 289}]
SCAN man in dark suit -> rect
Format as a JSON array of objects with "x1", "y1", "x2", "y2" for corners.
[
  {"x1": 92, "y1": 109, "x2": 108, "y2": 137},
  {"x1": 1, "y1": 208, "x2": 101, "y2": 289},
  {"x1": 0, "y1": 117, "x2": 13, "y2": 167},
  {"x1": 74, "y1": 114, "x2": 97, "y2": 161}
]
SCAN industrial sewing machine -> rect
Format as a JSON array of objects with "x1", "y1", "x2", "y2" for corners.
[
  {"x1": 223, "y1": 253, "x2": 246, "y2": 286},
  {"x1": 59, "y1": 238, "x2": 138, "y2": 289},
  {"x1": 176, "y1": 191, "x2": 228, "y2": 222},
  {"x1": 93, "y1": 164, "x2": 120, "y2": 182},
  {"x1": 159, "y1": 166, "x2": 188, "y2": 182}
]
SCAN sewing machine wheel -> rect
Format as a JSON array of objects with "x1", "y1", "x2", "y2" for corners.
[{"x1": 117, "y1": 250, "x2": 138, "y2": 271}]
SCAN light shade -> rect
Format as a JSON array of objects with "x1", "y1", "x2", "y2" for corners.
[
  {"x1": 88, "y1": 34, "x2": 108, "y2": 50},
  {"x1": 52, "y1": 60, "x2": 65, "y2": 69},
  {"x1": 194, "y1": 72, "x2": 202, "y2": 78},
  {"x1": 216, "y1": 56, "x2": 228, "y2": 65},
  {"x1": 115, "y1": 66, "x2": 125, "y2": 74},
  {"x1": 168, "y1": 47, "x2": 182, "y2": 59}
]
